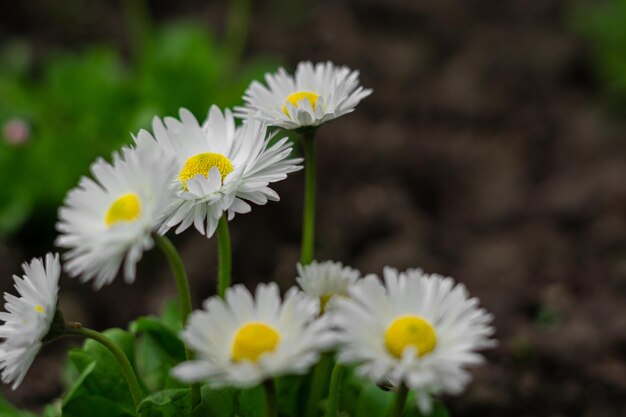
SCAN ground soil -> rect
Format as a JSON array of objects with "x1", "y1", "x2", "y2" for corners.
[{"x1": 1, "y1": 0, "x2": 626, "y2": 416}]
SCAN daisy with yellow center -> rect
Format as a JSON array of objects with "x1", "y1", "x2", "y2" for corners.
[
  {"x1": 56, "y1": 138, "x2": 177, "y2": 289},
  {"x1": 172, "y1": 283, "x2": 333, "y2": 388},
  {"x1": 296, "y1": 260, "x2": 360, "y2": 314},
  {"x1": 138, "y1": 106, "x2": 302, "y2": 238},
  {"x1": 0, "y1": 254, "x2": 60, "y2": 389},
  {"x1": 235, "y1": 61, "x2": 372, "y2": 129},
  {"x1": 333, "y1": 268, "x2": 496, "y2": 414}
]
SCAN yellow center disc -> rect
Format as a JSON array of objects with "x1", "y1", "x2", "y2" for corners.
[
  {"x1": 231, "y1": 322, "x2": 281, "y2": 363},
  {"x1": 282, "y1": 91, "x2": 320, "y2": 116},
  {"x1": 105, "y1": 193, "x2": 142, "y2": 226},
  {"x1": 384, "y1": 315, "x2": 437, "y2": 358},
  {"x1": 179, "y1": 152, "x2": 234, "y2": 190}
]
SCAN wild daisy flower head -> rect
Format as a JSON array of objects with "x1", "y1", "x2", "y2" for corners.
[
  {"x1": 56, "y1": 138, "x2": 177, "y2": 289},
  {"x1": 333, "y1": 267, "x2": 496, "y2": 413},
  {"x1": 296, "y1": 260, "x2": 360, "y2": 313},
  {"x1": 172, "y1": 283, "x2": 333, "y2": 388},
  {"x1": 0, "y1": 253, "x2": 60, "y2": 389},
  {"x1": 140, "y1": 106, "x2": 302, "y2": 237},
  {"x1": 234, "y1": 61, "x2": 372, "y2": 129}
]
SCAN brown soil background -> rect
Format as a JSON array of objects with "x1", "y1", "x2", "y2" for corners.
[{"x1": 1, "y1": 0, "x2": 626, "y2": 416}]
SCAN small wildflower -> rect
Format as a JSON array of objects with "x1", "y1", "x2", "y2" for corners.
[
  {"x1": 139, "y1": 106, "x2": 302, "y2": 238},
  {"x1": 333, "y1": 268, "x2": 496, "y2": 413},
  {"x1": 296, "y1": 260, "x2": 360, "y2": 313},
  {"x1": 172, "y1": 283, "x2": 333, "y2": 387},
  {"x1": 56, "y1": 138, "x2": 177, "y2": 289},
  {"x1": 0, "y1": 254, "x2": 60, "y2": 389},
  {"x1": 234, "y1": 61, "x2": 372, "y2": 130}
]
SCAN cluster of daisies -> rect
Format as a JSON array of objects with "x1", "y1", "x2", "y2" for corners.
[{"x1": 0, "y1": 61, "x2": 495, "y2": 416}]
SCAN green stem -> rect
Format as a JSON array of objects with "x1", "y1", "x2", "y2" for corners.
[
  {"x1": 306, "y1": 352, "x2": 332, "y2": 417},
  {"x1": 154, "y1": 234, "x2": 193, "y2": 324},
  {"x1": 153, "y1": 234, "x2": 200, "y2": 409},
  {"x1": 65, "y1": 325, "x2": 143, "y2": 409},
  {"x1": 217, "y1": 216, "x2": 232, "y2": 298},
  {"x1": 387, "y1": 384, "x2": 409, "y2": 417},
  {"x1": 324, "y1": 364, "x2": 345, "y2": 417},
  {"x1": 300, "y1": 128, "x2": 317, "y2": 265},
  {"x1": 263, "y1": 379, "x2": 278, "y2": 417}
]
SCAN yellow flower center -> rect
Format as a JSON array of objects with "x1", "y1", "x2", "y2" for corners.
[
  {"x1": 179, "y1": 152, "x2": 234, "y2": 190},
  {"x1": 34, "y1": 305, "x2": 45, "y2": 314},
  {"x1": 105, "y1": 193, "x2": 142, "y2": 226},
  {"x1": 231, "y1": 322, "x2": 281, "y2": 363},
  {"x1": 384, "y1": 315, "x2": 437, "y2": 358},
  {"x1": 282, "y1": 91, "x2": 320, "y2": 115}
]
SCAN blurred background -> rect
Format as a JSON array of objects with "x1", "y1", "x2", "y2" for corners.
[{"x1": 1, "y1": 0, "x2": 626, "y2": 415}]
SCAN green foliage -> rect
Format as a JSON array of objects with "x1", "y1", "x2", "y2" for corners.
[
  {"x1": 192, "y1": 386, "x2": 238, "y2": 417},
  {"x1": 572, "y1": 0, "x2": 626, "y2": 108},
  {"x1": 0, "y1": 22, "x2": 277, "y2": 237},
  {"x1": 63, "y1": 328, "x2": 138, "y2": 415},
  {"x1": 138, "y1": 389, "x2": 191, "y2": 417},
  {"x1": 341, "y1": 369, "x2": 449, "y2": 417}
]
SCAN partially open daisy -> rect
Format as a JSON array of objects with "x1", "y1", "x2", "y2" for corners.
[
  {"x1": 0, "y1": 253, "x2": 60, "y2": 389},
  {"x1": 234, "y1": 61, "x2": 372, "y2": 130},
  {"x1": 296, "y1": 260, "x2": 360, "y2": 313},
  {"x1": 56, "y1": 138, "x2": 177, "y2": 289},
  {"x1": 333, "y1": 268, "x2": 495, "y2": 413},
  {"x1": 139, "y1": 106, "x2": 302, "y2": 237},
  {"x1": 172, "y1": 283, "x2": 333, "y2": 388}
]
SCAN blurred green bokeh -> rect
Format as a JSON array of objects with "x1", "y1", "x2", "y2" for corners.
[
  {"x1": 572, "y1": 0, "x2": 626, "y2": 109},
  {"x1": 0, "y1": 21, "x2": 276, "y2": 238}
]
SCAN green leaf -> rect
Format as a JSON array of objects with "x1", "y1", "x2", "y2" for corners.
[
  {"x1": 237, "y1": 386, "x2": 265, "y2": 417},
  {"x1": 138, "y1": 389, "x2": 191, "y2": 417},
  {"x1": 275, "y1": 375, "x2": 306, "y2": 417},
  {"x1": 63, "y1": 328, "x2": 139, "y2": 414},
  {"x1": 62, "y1": 395, "x2": 135, "y2": 417},
  {"x1": 356, "y1": 384, "x2": 394, "y2": 417},
  {"x1": 192, "y1": 385, "x2": 238, "y2": 417},
  {"x1": 130, "y1": 317, "x2": 185, "y2": 362},
  {"x1": 159, "y1": 299, "x2": 183, "y2": 333},
  {"x1": 131, "y1": 316, "x2": 186, "y2": 391}
]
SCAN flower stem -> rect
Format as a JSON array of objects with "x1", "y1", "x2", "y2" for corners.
[
  {"x1": 217, "y1": 215, "x2": 232, "y2": 298},
  {"x1": 306, "y1": 352, "x2": 332, "y2": 417},
  {"x1": 387, "y1": 384, "x2": 409, "y2": 417},
  {"x1": 154, "y1": 234, "x2": 193, "y2": 324},
  {"x1": 324, "y1": 363, "x2": 345, "y2": 417},
  {"x1": 300, "y1": 128, "x2": 317, "y2": 265},
  {"x1": 153, "y1": 234, "x2": 200, "y2": 409},
  {"x1": 263, "y1": 379, "x2": 278, "y2": 417},
  {"x1": 65, "y1": 324, "x2": 143, "y2": 408}
]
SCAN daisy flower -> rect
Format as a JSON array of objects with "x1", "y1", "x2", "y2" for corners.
[
  {"x1": 234, "y1": 61, "x2": 372, "y2": 130},
  {"x1": 333, "y1": 268, "x2": 496, "y2": 413},
  {"x1": 138, "y1": 106, "x2": 302, "y2": 237},
  {"x1": 56, "y1": 138, "x2": 177, "y2": 289},
  {"x1": 296, "y1": 260, "x2": 360, "y2": 313},
  {"x1": 0, "y1": 253, "x2": 60, "y2": 389},
  {"x1": 172, "y1": 283, "x2": 333, "y2": 387}
]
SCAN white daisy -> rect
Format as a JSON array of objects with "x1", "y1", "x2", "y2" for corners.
[
  {"x1": 137, "y1": 106, "x2": 302, "y2": 238},
  {"x1": 172, "y1": 283, "x2": 333, "y2": 388},
  {"x1": 56, "y1": 137, "x2": 177, "y2": 289},
  {"x1": 0, "y1": 253, "x2": 60, "y2": 389},
  {"x1": 333, "y1": 268, "x2": 496, "y2": 413},
  {"x1": 234, "y1": 61, "x2": 372, "y2": 130},
  {"x1": 296, "y1": 260, "x2": 360, "y2": 313}
]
